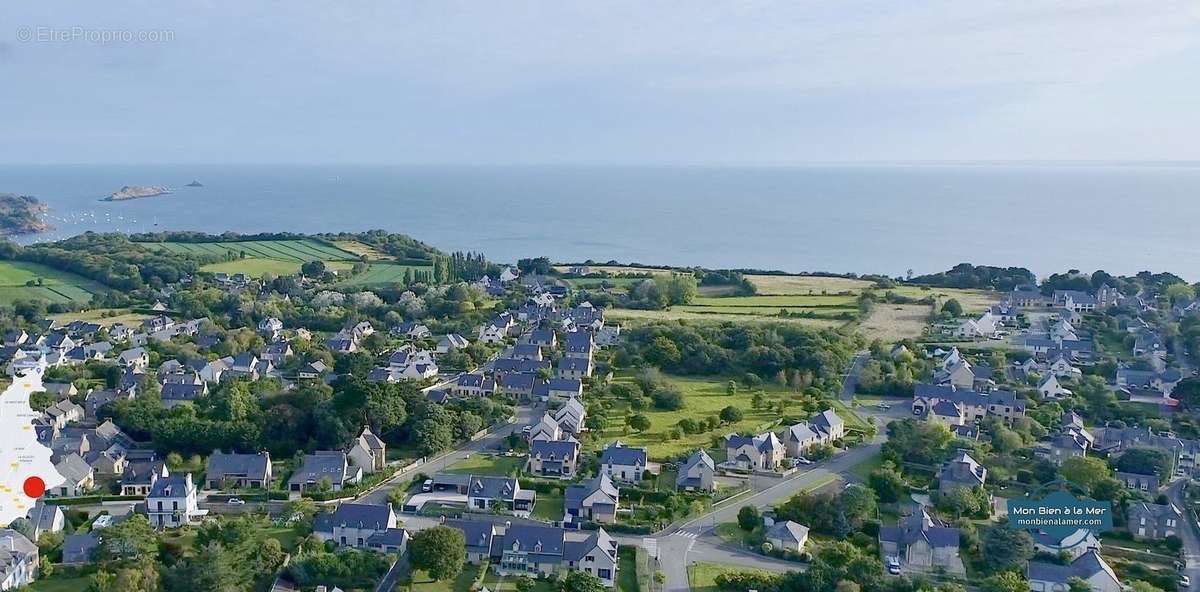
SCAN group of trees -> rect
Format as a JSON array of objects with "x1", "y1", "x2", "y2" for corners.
[
  {"x1": 908, "y1": 263, "x2": 1036, "y2": 291},
  {"x1": 624, "y1": 273, "x2": 699, "y2": 309},
  {"x1": 621, "y1": 321, "x2": 859, "y2": 382},
  {"x1": 774, "y1": 484, "x2": 878, "y2": 538}
]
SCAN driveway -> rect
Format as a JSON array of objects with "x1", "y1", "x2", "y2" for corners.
[
  {"x1": 1168, "y1": 480, "x2": 1197, "y2": 586},
  {"x1": 400, "y1": 492, "x2": 467, "y2": 511}
]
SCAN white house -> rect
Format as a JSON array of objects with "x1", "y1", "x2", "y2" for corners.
[{"x1": 144, "y1": 473, "x2": 208, "y2": 529}]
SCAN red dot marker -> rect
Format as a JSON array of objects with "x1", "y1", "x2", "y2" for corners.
[{"x1": 23, "y1": 477, "x2": 46, "y2": 498}]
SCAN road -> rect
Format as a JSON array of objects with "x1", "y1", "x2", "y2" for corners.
[
  {"x1": 841, "y1": 351, "x2": 869, "y2": 402},
  {"x1": 356, "y1": 404, "x2": 536, "y2": 505},
  {"x1": 1168, "y1": 480, "x2": 1198, "y2": 586}
]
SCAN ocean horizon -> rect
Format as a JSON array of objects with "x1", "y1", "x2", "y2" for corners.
[{"x1": 4, "y1": 162, "x2": 1200, "y2": 280}]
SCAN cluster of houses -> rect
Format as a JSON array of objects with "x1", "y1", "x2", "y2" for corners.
[{"x1": 722, "y1": 408, "x2": 845, "y2": 472}]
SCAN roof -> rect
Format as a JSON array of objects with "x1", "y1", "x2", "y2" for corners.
[
  {"x1": 1028, "y1": 550, "x2": 1118, "y2": 585},
  {"x1": 600, "y1": 443, "x2": 648, "y2": 467},
  {"x1": 207, "y1": 451, "x2": 270, "y2": 479},
  {"x1": 289, "y1": 451, "x2": 350, "y2": 485},
  {"x1": 530, "y1": 438, "x2": 580, "y2": 460},
  {"x1": 446, "y1": 519, "x2": 495, "y2": 552},
  {"x1": 564, "y1": 528, "x2": 617, "y2": 562},
  {"x1": 148, "y1": 474, "x2": 193, "y2": 498},
  {"x1": 55, "y1": 453, "x2": 93, "y2": 483},
  {"x1": 566, "y1": 475, "x2": 619, "y2": 510},
  {"x1": 501, "y1": 523, "x2": 565, "y2": 557},
  {"x1": 680, "y1": 449, "x2": 715, "y2": 474},
  {"x1": 811, "y1": 409, "x2": 843, "y2": 432},
  {"x1": 878, "y1": 508, "x2": 959, "y2": 549},
  {"x1": 765, "y1": 520, "x2": 809, "y2": 544},
  {"x1": 313, "y1": 503, "x2": 394, "y2": 534}
]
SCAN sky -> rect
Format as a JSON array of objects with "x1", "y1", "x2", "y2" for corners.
[{"x1": 2, "y1": 1, "x2": 1200, "y2": 164}]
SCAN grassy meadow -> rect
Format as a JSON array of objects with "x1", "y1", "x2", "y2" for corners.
[{"x1": 0, "y1": 261, "x2": 106, "y2": 305}]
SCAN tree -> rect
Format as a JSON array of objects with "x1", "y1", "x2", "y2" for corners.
[
  {"x1": 737, "y1": 505, "x2": 761, "y2": 531},
  {"x1": 558, "y1": 570, "x2": 607, "y2": 592},
  {"x1": 983, "y1": 526, "x2": 1034, "y2": 571},
  {"x1": 627, "y1": 414, "x2": 652, "y2": 433},
  {"x1": 1116, "y1": 447, "x2": 1172, "y2": 481},
  {"x1": 97, "y1": 515, "x2": 158, "y2": 561},
  {"x1": 516, "y1": 577, "x2": 536, "y2": 592},
  {"x1": 867, "y1": 463, "x2": 909, "y2": 503},
  {"x1": 410, "y1": 526, "x2": 467, "y2": 581},
  {"x1": 650, "y1": 386, "x2": 685, "y2": 410},
  {"x1": 719, "y1": 406, "x2": 744, "y2": 424},
  {"x1": 836, "y1": 582, "x2": 861, "y2": 592},
  {"x1": 982, "y1": 571, "x2": 1029, "y2": 592},
  {"x1": 751, "y1": 391, "x2": 765, "y2": 410},
  {"x1": 300, "y1": 260, "x2": 326, "y2": 277},
  {"x1": 6, "y1": 518, "x2": 34, "y2": 542},
  {"x1": 883, "y1": 419, "x2": 953, "y2": 466},
  {"x1": 1066, "y1": 577, "x2": 1092, "y2": 592},
  {"x1": 726, "y1": 380, "x2": 737, "y2": 396},
  {"x1": 1173, "y1": 377, "x2": 1200, "y2": 410},
  {"x1": 1059, "y1": 456, "x2": 1111, "y2": 491},
  {"x1": 941, "y1": 298, "x2": 964, "y2": 317},
  {"x1": 1128, "y1": 581, "x2": 1166, "y2": 592}
]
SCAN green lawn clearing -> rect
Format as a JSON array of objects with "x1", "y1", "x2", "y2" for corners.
[
  {"x1": 337, "y1": 263, "x2": 436, "y2": 286},
  {"x1": 688, "y1": 562, "x2": 773, "y2": 592},
  {"x1": 48, "y1": 308, "x2": 154, "y2": 327},
  {"x1": 481, "y1": 569, "x2": 556, "y2": 592},
  {"x1": 200, "y1": 257, "x2": 303, "y2": 277},
  {"x1": 151, "y1": 239, "x2": 359, "y2": 262},
  {"x1": 606, "y1": 308, "x2": 845, "y2": 329},
  {"x1": 531, "y1": 492, "x2": 564, "y2": 523},
  {"x1": 28, "y1": 576, "x2": 96, "y2": 592},
  {"x1": 443, "y1": 454, "x2": 526, "y2": 477},
  {"x1": 409, "y1": 563, "x2": 485, "y2": 592},
  {"x1": 0, "y1": 261, "x2": 107, "y2": 305}
]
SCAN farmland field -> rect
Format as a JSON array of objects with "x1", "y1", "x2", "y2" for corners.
[
  {"x1": 331, "y1": 239, "x2": 388, "y2": 260},
  {"x1": 0, "y1": 261, "x2": 106, "y2": 305},
  {"x1": 336, "y1": 262, "x2": 434, "y2": 286},
  {"x1": 606, "y1": 307, "x2": 845, "y2": 329},
  {"x1": 747, "y1": 274, "x2": 873, "y2": 295},
  {"x1": 151, "y1": 239, "x2": 360, "y2": 263},
  {"x1": 48, "y1": 308, "x2": 154, "y2": 327},
  {"x1": 200, "y1": 257, "x2": 303, "y2": 277}
]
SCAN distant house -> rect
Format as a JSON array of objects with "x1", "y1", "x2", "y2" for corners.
[
  {"x1": 347, "y1": 426, "x2": 387, "y2": 474},
  {"x1": 453, "y1": 373, "x2": 494, "y2": 397},
  {"x1": 261, "y1": 342, "x2": 293, "y2": 363},
  {"x1": 144, "y1": 473, "x2": 207, "y2": 529},
  {"x1": 565, "y1": 474, "x2": 620, "y2": 525},
  {"x1": 556, "y1": 357, "x2": 594, "y2": 380},
  {"x1": 511, "y1": 343, "x2": 543, "y2": 361},
  {"x1": 528, "y1": 413, "x2": 564, "y2": 443},
  {"x1": 676, "y1": 449, "x2": 715, "y2": 493},
  {"x1": 553, "y1": 398, "x2": 587, "y2": 435},
  {"x1": 435, "y1": 333, "x2": 469, "y2": 354},
  {"x1": 879, "y1": 508, "x2": 963, "y2": 574},
  {"x1": 599, "y1": 442, "x2": 648, "y2": 484},
  {"x1": 121, "y1": 454, "x2": 168, "y2": 496},
  {"x1": 1116, "y1": 471, "x2": 1159, "y2": 493},
  {"x1": 1127, "y1": 502, "x2": 1182, "y2": 540},
  {"x1": 488, "y1": 524, "x2": 619, "y2": 587},
  {"x1": 392, "y1": 322, "x2": 432, "y2": 340},
  {"x1": 783, "y1": 408, "x2": 845, "y2": 458},
  {"x1": 62, "y1": 532, "x2": 99, "y2": 565},
  {"x1": 1038, "y1": 374, "x2": 1071, "y2": 399},
  {"x1": 25, "y1": 501, "x2": 65, "y2": 541},
  {"x1": 0, "y1": 529, "x2": 39, "y2": 588},
  {"x1": 528, "y1": 328, "x2": 557, "y2": 348},
  {"x1": 117, "y1": 347, "x2": 149, "y2": 371},
  {"x1": 205, "y1": 451, "x2": 272, "y2": 489},
  {"x1": 1032, "y1": 528, "x2": 1100, "y2": 561},
  {"x1": 258, "y1": 317, "x2": 284, "y2": 338},
  {"x1": 298, "y1": 360, "x2": 330, "y2": 379},
  {"x1": 1027, "y1": 550, "x2": 1121, "y2": 592},
  {"x1": 938, "y1": 449, "x2": 987, "y2": 494},
  {"x1": 447, "y1": 519, "x2": 497, "y2": 564},
  {"x1": 287, "y1": 451, "x2": 363, "y2": 493},
  {"x1": 764, "y1": 520, "x2": 809, "y2": 553},
  {"x1": 51, "y1": 454, "x2": 94, "y2": 497},
  {"x1": 313, "y1": 503, "x2": 408, "y2": 554}
]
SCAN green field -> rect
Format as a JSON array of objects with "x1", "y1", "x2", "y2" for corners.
[
  {"x1": 688, "y1": 562, "x2": 773, "y2": 592},
  {"x1": 201, "y1": 257, "x2": 305, "y2": 277},
  {"x1": 443, "y1": 454, "x2": 525, "y2": 476},
  {"x1": 0, "y1": 261, "x2": 106, "y2": 305},
  {"x1": 692, "y1": 295, "x2": 857, "y2": 307},
  {"x1": 152, "y1": 239, "x2": 360, "y2": 262},
  {"x1": 607, "y1": 308, "x2": 846, "y2": 329},
  {"x1": 336, "y1": 263, "x2": 435, "y2": 286}
]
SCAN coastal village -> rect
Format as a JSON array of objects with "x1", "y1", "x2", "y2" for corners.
[{"x1": 0, "y1": 233, "x2": 1199, "y2": 592}]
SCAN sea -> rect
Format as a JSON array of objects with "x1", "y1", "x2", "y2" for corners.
[{"x1": 3, "y1": 163, "x2": 1199, "y2": 280}]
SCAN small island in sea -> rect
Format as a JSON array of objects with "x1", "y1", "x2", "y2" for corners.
[
  {"x1": 0, "y1": 193, "x2": 51, "y2": 235},
  {"x1": 105, "y1": 185, "x2": 172, "y2": 201},
  {"x1": 185, "y1": 180, "x2": 203, "y2": 187}
]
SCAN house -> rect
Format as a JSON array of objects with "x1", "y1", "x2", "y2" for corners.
[
  {"x1": 326, "y1": 337, "x2": 358, "y2": 354},
  {"x1": 161, "y1": 381, "x2": 209, "y2": 407},
  {"x1": 117, "y1": 347, "x2": 149, "y2": 371},
  {"x1": 1117, "y1": 367, "x2": 1182, "y2": 396},
  {"x1": 489, "y1": 524, "x2": 619, "y2": 587},
  {"x1": 447, "y1": 519, "x2": 497, "y2": 564},
  {"x1": 312, "y1": 503, "x2": 408, "y2": 554},
  {"x1": 725, "y1": 432, "x2": 786, "y2": 471},
  {"x1": 1032, "y1": 528, "x2": 1100, "y2": 561},
  {"x1": 528, "y1": 413, "x2": 564, "y2": 443},
  {"x1": 879, "y1": 507, "x2": 963, "y2": 574},
  {"x1": 25, "y1": 502, "x2": 65, "y2": 541},
  {"x1": 1116, "y1": 471, "x2": 1160, "y2": 493},
  {"x1": 261, "y1": 342, "x2": 293, "y2": 363},
  {"x1": 348, "y1": 426, "x2": 388, "y2": 474},
  {"x1": 764, "y1": 520, "x2": 809, "y2": 554},
  {"x1": 511, "y1": 343, "x2": 543, "y2": 361},
  {"x1": 810, "y1": 409, "x2": 845, "y2": 441},
  {"x1": 676, "y1": 449, "x2": 715, "y2": 492},
  {"x1": 527, "y1": 438, "x2": 581, "y2": 478},
  {"x1": 287, "y1": 451, "x2": 363, "y2": 493},
  {"x1": 258, "y1": 317, "x2": 284, "y2": 338},
  {"x1": 62, "y1": 532, "x2": 99, "y2": 565},
  {"x1": 44, "y1": 399, "x2": 84, "y2": 429},
  {"x1": 563, "y1": 332, "x2": 594, "y2": 360},
  {"x1": 1028, "y1": 550, "x2": 1121, "y2": 592},
  {"x1": 599, "y1": 442, "x2": 648, "y2": 483},
  {"x1": 1127, "y1": 502, "x2": 1182, "y2": 540},
  {"x1": 462, "y1": 475, "x2": 535, "y2": 515},
  {"x1": 1046, "y1": 353, "x2": 1081, "y2": 379},
  {"x1": 1044, "y1": 429, "x2": 1089, "y2": 466},
  {"x1": 144, "y1": 473, "x2": 208, "y2": 529},
  {"x1": 565, "y1": 475, "x2": 619, "y2": 524},
  {"x1": 1038, "y1": 374, "x2": 1071, "y2": 400},
  {"x1": 553, "y1": 398, "x2": 587, "y2": 435},
  {"x1": 436, "y1": 334, "x2": 469, "y2": 354},
  {"x1": 50, "y1": 453, "x2": 94, "y2": 497},
  {"x1": 528, "y1": 328, "x2": 557, "y2": 348},
  {"x1": 912, "y1": 384, "x2": 1026, "y2": 424},
  {"x1": 557, "y1": 357, "x2": 594, "y2": 379},
  {"x1": 0, "y1": 529, "x2": 39, "y2": 589},
  {"x1": 206, "y1": 451, "x2": 272, "y2": 489},
  {"x1": 121, "y1": 454, "x2": 168, "y2": 496},
  {"x1": 453, "y1": 373, "x2": 494, "y2": 397},
  {"x1": 298, "y1": 360, "x2": 330, "y2": 379},
  {"x1": 938, "y1": 450, "x2": 987, "y2": 494},
  {"x1": 479, "y1": 318, "x2": 512, "y2": 344}
]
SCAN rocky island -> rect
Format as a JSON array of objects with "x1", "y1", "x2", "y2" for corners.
[
  {"x1": 185, "y1": 180, "x2": 203, "y2": 187},
  {"x1": 105, "y1": 185, "x2": 172, "y2": 201},
  {"x1": 0, "y1": 193, "x2": 51, "y2": 236}
]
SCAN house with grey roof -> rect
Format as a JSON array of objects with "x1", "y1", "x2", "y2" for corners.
[
  {"x1": 1116, "y1": 471, "x2": 1159, "y2": 493},
  {"x1": 938, "y1": 450, "x2": 987, "y2": 494},
  {"x1": 565, "y1": 474, "x2": 619, "y2": 525},
  {"x1": 62, "y1": 532, "x2": 99, "y2": 565},
  {"x1": 288, "y1": 451, "x2": 362, "y2": 493},
  {"x1": 1032, "y1": 528, "x2": 1100, "y2": 561},
  {"x1": 490, "y1": 524, "x2": 619, "y2": 587},
  {"x1": 1027, "y1": 550, "x2": 1121, "y2": 592},
  {"x1": 528, "y1": 438, "x2": 581, "y2": 478},
  {"x1": 1128, "y1": 501, "x2": 1182, "y2": 540},
  {"x1": 879, "y1": 507, "x2": 963, "y2": 574},
  {"x1": 765, "y1": 520, "x2": 809, "y2": 553},
  {"x1": 556, "y1": 356, "x2": 594, "y2": 379},
  {"x1": 0, "y1": 529, "x2": 39, "y2": 588},
  {"x1": 312, "y1": 503, "x2": 408, "y2": 554},
  {"x1": 347, "y1": 426, "x2": 387, "y2": 474},
  {"x1": 51, "y1": 453, "x2": 95, "y2": 497},
  {"x1": 25, "y1": 502, "x2": 64, "y2": 542},
  {"x1": 206, "y1": 451, "x2": 272, "y2": 489},
  {"x1": 445, "y1": 519, "x2": 497, "y2": 564},
  {"x1": 121, "y1": 453, "x2": 168, "y2": 496},
  {"x1": 144, "y1": 473, "x2": 207, "y2": 529},
  {"x1": 599, "y1": 442, "x2": 649, "y2": 484},
  {"x1": 676, "y1": 450, "x2": 715, "y2": 493},
  {"x1": 725, "y1": 432, "x2": 785, "y2": 471},
  {"x1": 552, "y1": 398, "x2": 587, "y2": 435}
]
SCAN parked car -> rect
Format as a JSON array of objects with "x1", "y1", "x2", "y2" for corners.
[
  {"x1": 1180, "y1": 576, "x2": 1191, "y2": 588},
  {"x1": 421, "y1": 479, "x2": 434, "y2": 493},
  {"x1": 886, "y1": 557, "x2": 901, "y2": 575},
  {"x1": 227, "y1": 498, "x2": 245, "y2": 505}
]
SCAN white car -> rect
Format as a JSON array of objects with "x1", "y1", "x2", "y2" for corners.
[
  {"x1": 886, "y1": 557, "x2": 901, "y2": 575},
  {"x1": 1181, "y1": 575, "x2": 1191, "y2": 588},
  {"x1": 795, "y1": 457, "x2": 814, "y2": 465},
  {"x1": 227, "y1": 498, "x2": 245, "y2": 505}
]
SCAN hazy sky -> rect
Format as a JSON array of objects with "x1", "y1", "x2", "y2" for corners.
[{"x1": 3, "y1": 1, "x2": 1199, "y2": 164}]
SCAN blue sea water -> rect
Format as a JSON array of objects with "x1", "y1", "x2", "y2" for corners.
[{"x1": 2, "y1": 163, "x2": 1199, "y2": 279}]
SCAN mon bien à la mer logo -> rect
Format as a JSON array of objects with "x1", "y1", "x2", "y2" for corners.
[{"x1": 1006, "y1": 483, "x2": 1113, "y2": 551}]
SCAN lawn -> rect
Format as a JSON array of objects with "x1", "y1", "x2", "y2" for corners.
[
  {"x1": 443, "y1": 454, "x2": 526, "y2": 476},
  {"x1": 617, "y1": 547, "x2": 640, "y2": 592},
  {"x1": 332, "y1": 239, "x2": 389, "y2": 260},
  {"x1": 857, "y1": 304, "x2": 932, "y2": 342},
  {"x1": 688, "y1": 562, "x2": 773, "y2": 592},
  {"x1": 0, "y1": 261, "x2": 106, "y2": 305},
  {"x1": 200, "y1": 257, "x2": 303, "y2": 277},
  {"x1": 885, "y1": 286, "x2": 999, "y2": 313},
  {"x1": 847, "y1": 452, "x2": 884, "y2": 482},
  {"x1": 606, "y1": 308, "x2": 845, "y2": 329},
  {"x1": 337, "y1": 263, "x2": 436, "y2": 286},
  {"x1": 28, "y1": 576, "x2": 95, "y2": 592},
  {"x1": 746, "y1": 275, "x2": 873, "y2": 296},
  {"x1": 151, "y1": 239, "x2": 360, "y2": 262},
  {"x1": 691, "y1": 295, "x2": 858, "y2": 307},
  {"x1": 481, "y1": 569, "x2": 556, "y2": 592},
  {"x1": 589, "y1": 374, "x2": 802, "y2": 459},
  {"x1": 48, "y1": 308, "x2": 153, "y2": 327},
  {"x1": 531, "y1": 492, "x2": 564, "y2": 523},
  {"x1": 409, "y1": 563, "x2": 485, "y2": 592}
]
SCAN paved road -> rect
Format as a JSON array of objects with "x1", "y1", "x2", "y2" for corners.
[
  {"x1": 356, "y1": 405, "x2": 536, "y2": 505},
  {"x1": 841, "y1": 351, "x2": 869, "y2": 402},
  {"x1": 1168, "y1": 480, "x2": 1197, "y2": 586}
]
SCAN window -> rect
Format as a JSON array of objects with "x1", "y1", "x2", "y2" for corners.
[{"x1": 599, "y1": 569, "x2": 612, "y2": 579}]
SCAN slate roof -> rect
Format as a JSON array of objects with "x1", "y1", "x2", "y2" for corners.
[
  {"x1": 600, "y1": 443, "x2": 647, "y2": 467},
  {"x1": 765, "y1": 520, "x2": 809, "y2": 544},
  {"x1": 1028, "y1": 550, "x2": 1118, "y2": 586},
  {"x1": 879, "y1": 508, "x2": 959, "y2": 549},
  {"x1": 313, "y1": 503, "x2": 393, "y2": 534},
  {"x1": 207, "y1": 451, "x2": 271, "y2": 480}
]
